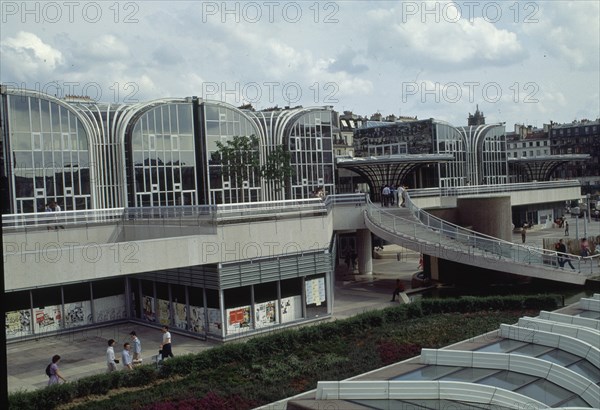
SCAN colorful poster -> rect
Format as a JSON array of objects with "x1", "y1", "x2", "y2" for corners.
[
  {"x1": 6, "y1": 310, "x2": 32, "y2": 339},
  {"x1": 34, "y1": 305, "x2": 62, "y2": 334},
  {"x1": 157, "y1": 298, "x2": 170, "y2": 325},
  {"x1": 280, "y1": 296, "x2": 302, "y2": 323},
  {"x1": 94, "y1": 295, "x2": 126, "y2": 323},
  {"x1": 255, "y1": 301, "x2": 277, "y2": 328},
  {"x1": 64, "y1": 301, "x2": 92, "y2": 328},
  {"x1": 226, "y1": 306, "x2": 251, "y2": 333},
  {"x1": 142, "y1": 295, "x2": 156, "y2": 322},
  {"x1": 189, "y1": 305, "x2": 205, "y2": 333},
  {"x1": 173, "y1": 301, "x2": 187, "y2": 330}
]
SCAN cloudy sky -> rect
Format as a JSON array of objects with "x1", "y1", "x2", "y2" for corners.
[{"x1": 1, "y1": 0, "x2": 598, "y2": 128}]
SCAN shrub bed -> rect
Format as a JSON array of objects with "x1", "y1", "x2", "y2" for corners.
[{"x1": 9, "y1": 294, "x2": 560, "y2": 410}]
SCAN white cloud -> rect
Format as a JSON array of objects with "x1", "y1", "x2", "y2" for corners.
[
  {"x1": 365, "y1": 5, "x2": 526, "y2": 67},
  {"x1": 1, "y1": 31, "x2": 64, "y2": 78},
  {"x1": 523, "y1": 1, "x2": 600, "y2": 70},
  {"x1": 0, "y1": 1, "x2": 597, "y2": 127},
  {"x1": 83, "y1": 35, "x2": 130, "y2": 60}
]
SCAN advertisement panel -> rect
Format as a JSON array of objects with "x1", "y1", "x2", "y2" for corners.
[{"x1": 6, "y1": 310, "x2": 32, "y2": 339}]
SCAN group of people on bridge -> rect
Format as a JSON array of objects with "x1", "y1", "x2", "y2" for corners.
[{"x1": 380, "y1": 184, "x2": 407, "y2": 208}]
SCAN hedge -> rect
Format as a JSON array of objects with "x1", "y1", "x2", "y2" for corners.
[{"x1": 8, "y1": 294, "x2": 561, "y2": 410}]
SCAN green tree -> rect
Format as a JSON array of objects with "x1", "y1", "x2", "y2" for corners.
[
  {"x1": 261, "y1": 145, "x2": 294, "y2": 194},
  {"x1": 215, "y1": 135, "x2": 260, "y2": 203},
  {"x1": 214, "y1": 135, "x2": 294, "y2": 202}
]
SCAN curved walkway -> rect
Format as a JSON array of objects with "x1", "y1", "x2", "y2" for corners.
[{"x1": 364, "y1": 197, "x2": 596, "y2": 285}]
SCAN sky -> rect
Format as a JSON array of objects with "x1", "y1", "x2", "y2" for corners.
[{"x1": 1, "y1": 0, "x2": 599, "y2": 129}]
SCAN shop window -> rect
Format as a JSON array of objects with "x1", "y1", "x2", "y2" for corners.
[
  {"x1": 31, "y1": 287, "x2": 62, "y2": 335},
  {"x1": 93, "y1": 278, "x2": 126, "y2": 323},
  {"x1": 280, "y1": 278, "x2": 303, "y2": 323},
  {"x1": 305, "y1": 274, "x2": 328, "y2": 319},
  {"x1": 5, "y1": 290, "x2": 32, "y2": 339},
  {"x1": 188, "y1": 286, "x2": 206, "y2": 333},
  {"x1": 63, "y1": 283, "x2": 92, "y2": 328}
]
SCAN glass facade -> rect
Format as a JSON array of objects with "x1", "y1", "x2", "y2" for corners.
[
  {"x1": 128, "y1": 103, "x2": 197, "y2": 207},
  {"x1": 204, "y1": 103, "x2": 263, "y2": 204},
  {"x1": 458, "y1": 124, "x2": 508, "y2": 185},
  {"x1": 353, "y1": 120, "x2": 434, "y2": 157},
  {"x1": 435, "y1": 122, "x2": 467, "y2": 187},
  {"x1": 6, "y1": 94, "x2": 91, "y2": 213},
  {"x1": 286, "y1": 110, "x2": 335, "y2": 199}
]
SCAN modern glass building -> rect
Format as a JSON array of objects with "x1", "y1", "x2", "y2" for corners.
[
  {"x1": 0, "y1": 87, "x2": 335, "y2": 214},
  {"x1": 1, "y1": 86, "x2": 336, "y2": 341}
]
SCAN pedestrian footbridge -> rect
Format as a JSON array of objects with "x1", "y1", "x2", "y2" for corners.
[
  {"x1": 364, "y1": 196, "x2": 597, "y2": 285},
  {"x1": 2, "y1": 182, "x2": 596, "y2": 288}
]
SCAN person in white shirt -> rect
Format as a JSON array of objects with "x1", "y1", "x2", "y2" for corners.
[
  {"x1": 160, "y1": 326, "x2": 174, "y2": 359},
  {"x1": 106, "y1": 339, "x2": 118, "y2": 372}
]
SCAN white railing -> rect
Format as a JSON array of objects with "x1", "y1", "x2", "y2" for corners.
[
  {"x1": 1, "y1": 198, "x2": 330, "y2": 230},
  {"x1": 365, "y1": 194, "x2": 597, "y2": 277},
  {"x1": 323, "y1": 193, "x2": 368, "y2": 208},
  {"x1": 2, "y1": 208, "x2": 126, "y2": 230},
  {"x1": 408, "y1": 179, "x2": 581, "y2": 198}
]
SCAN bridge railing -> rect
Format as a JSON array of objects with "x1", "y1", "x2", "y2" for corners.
[
  {"x1": 408, "y1": 180, "x2": 581, "y2": 198},
  {"x1": 323, "y1": 193, "x2": 368, "y2": 209},
  {"x1": 2, "y1": 208, "x2": 126, "y2": 230},
  {"x1": 366, "y1": 194, "x2": 595, "y2": 277},
  {"x1": 2, "y1": 198, "x2": 330, "y2": 231}
]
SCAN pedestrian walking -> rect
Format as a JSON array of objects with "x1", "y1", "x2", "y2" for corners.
[
  {"x1": 521, "y1": 224, "x2": 527, "y2": 243},
  {"x1": 160, "y1": 326, "x2": 174, "y2": 360},
  {"x1": 47, "y1": 354, "x2": 67, "y2": 386},
  {"x1": 106, "y1": 339, "x2": 119, "y2": 372},
  {"x1": 565, "y1": 221, "x2": 569, "y2": 236},
  {"x1": 130, "y1": 330, "x2": 142, "y2": 365},
  {"x1": 556, "y1": 239, "x2": 575, "y2": 270},
  {"x1": 390, "y1": 279, "x2": 405, "y2": 302},
  {"x1": 122, "y1": 342, "x2": 133, "y2": 370},
  {"x1": 398, "y1": 185, "x2": 407, "y2": 207}
]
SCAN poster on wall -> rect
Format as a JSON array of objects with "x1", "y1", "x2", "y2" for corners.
[
  {"x1": 142, "y1": 295, "x2": 156, "y2": 322},
  {"x1": 189, "y1": 305, "x2": 204, "y2": 333},
  {"x1": 173, "y1": 302, "x2": 187, "y2": 330},
  {"x1": 280, "y1": 296, "x2": 302, "y2": 323},
  {"x1": 207, "y1": 308, "x2": 222, "y2": 334},
  {"x1": 157, "y1": 298, "x2": 170, "y2": 326},
  {"x1": 255, "y1": 301, "x2": 277, "y2": 328},
  {"x1": 305, "y1": 277, "x2": 326, "y2": 306},
  {"x1": 34, "y1": 305, "x2": 62, "y2": 334},
  {"x1": 6, "y1": 310, "x2": 32, "y2": 339},
  {"x1": 94, "y1": 295, "x2": 126, "y2": 323},
  {"x1": 226, "y1": 306, "x2": 251, "y2": 333},
  {"x1": 64, "y1": 301, "x2": 92, "y2": 328}
]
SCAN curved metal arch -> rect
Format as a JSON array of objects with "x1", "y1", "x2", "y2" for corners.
[
  {"x1": 458, "y1": 123, "x2": 505, "y2": 184},
  {"x1": 508, "y1": 159, "x2": 583, "y2": 182},
  {"x1": 421, "y1": 349, "x2": 599, "y2": 407},
  {"x1": 317, "y1": 380, "x2": 548, "y2": 408}
]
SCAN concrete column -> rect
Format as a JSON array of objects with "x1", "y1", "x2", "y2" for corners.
[
  {"x1": 429, "y1": 256, "x2": 439, "y2": 281},
  {"x1": 457, "y1": 195, "x2": 512, "y2": 241},
  {"x1": 356, "y1": 229, "x2": 372, "y2": 275}
]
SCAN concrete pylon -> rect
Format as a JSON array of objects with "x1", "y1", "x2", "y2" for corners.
[{"x1": 356, "y1": 229, "x2": 373, "y2": 275}]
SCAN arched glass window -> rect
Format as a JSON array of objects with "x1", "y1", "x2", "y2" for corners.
[
  {"x1": 205, "y1": 103, "x2": 262, "y2": 204},
  {"x1": 129, "y1": 103, "x2": 197, "y2": 207},
  {"x1": 8, "y1": 95, "x2": 91, "y2": 213}
]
